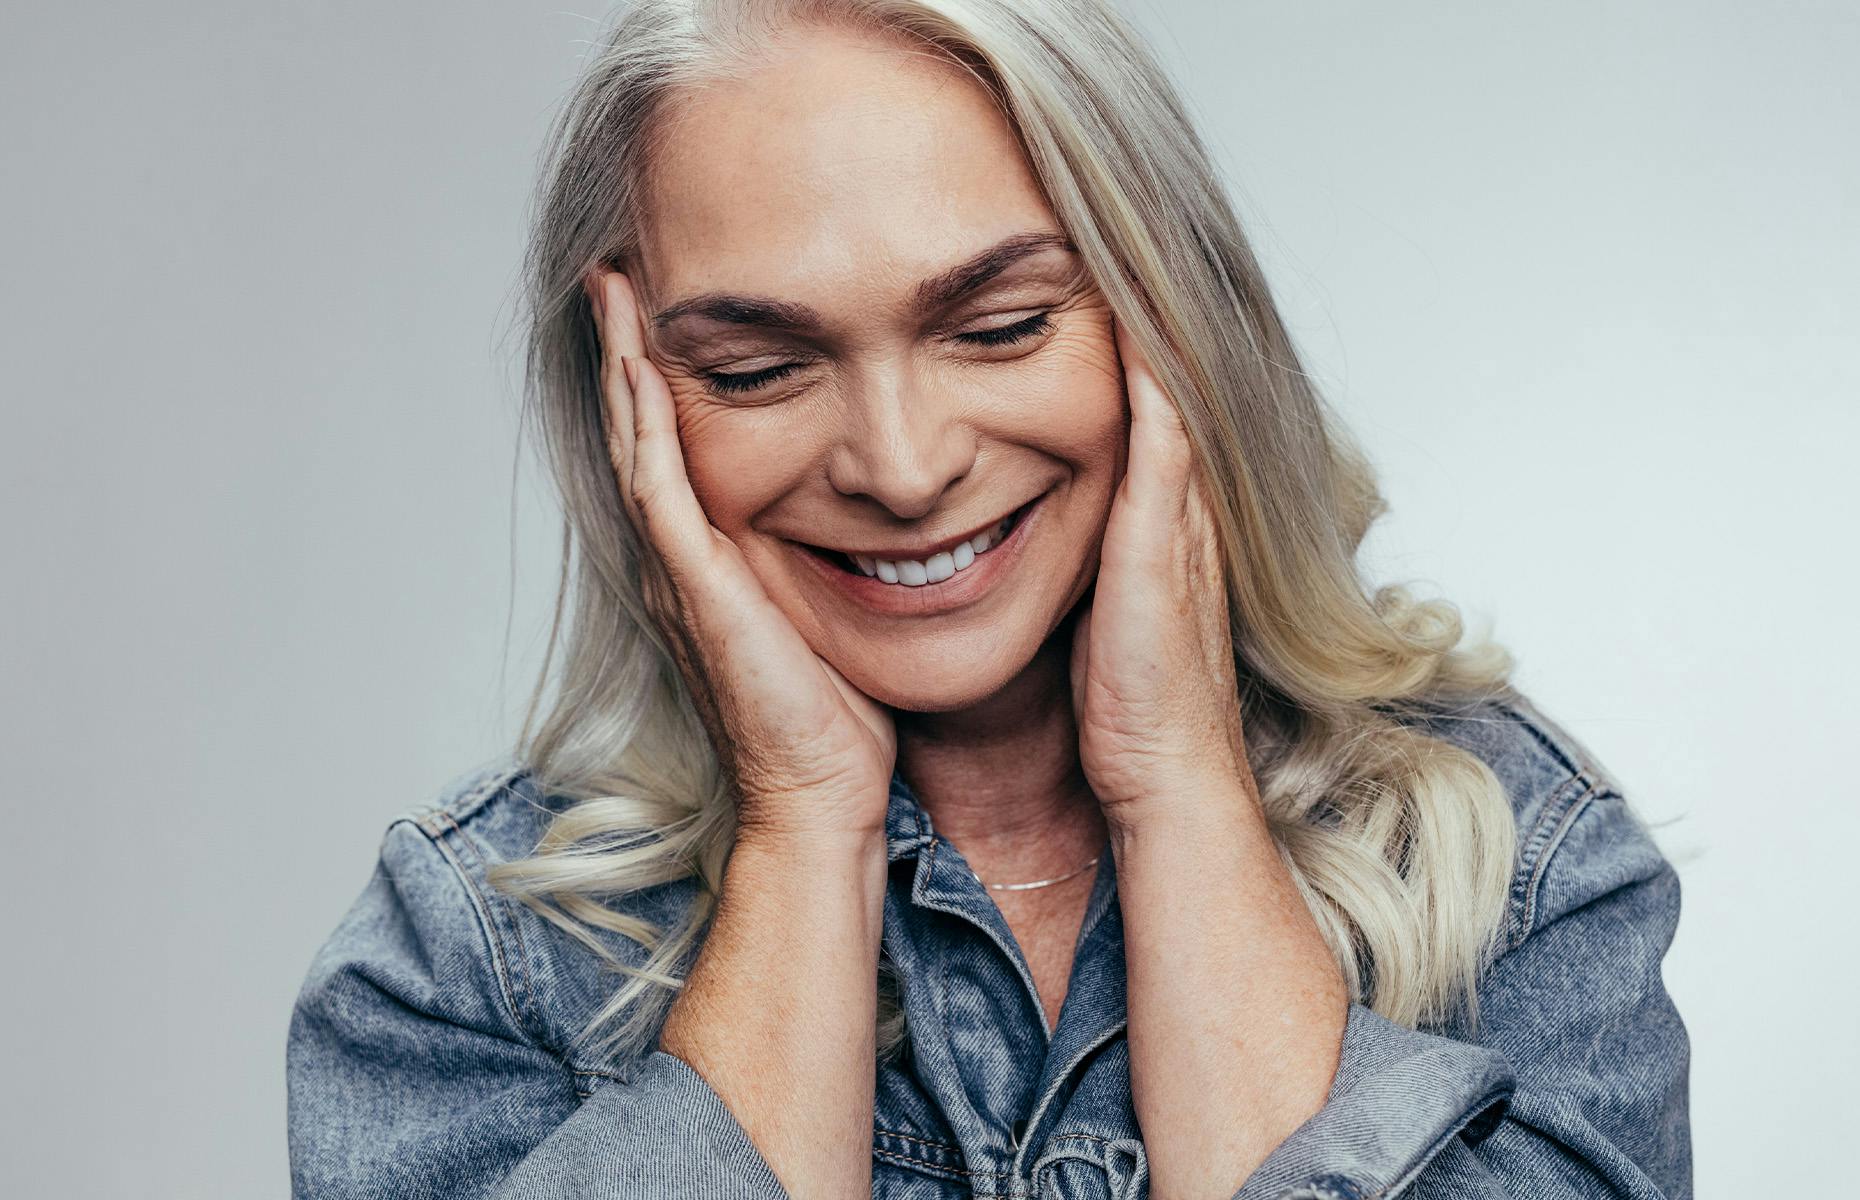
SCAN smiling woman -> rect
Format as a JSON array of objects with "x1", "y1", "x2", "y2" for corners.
[
  {"x1": 286, "y1": 2, "x2": 1692, "y2": 1198},
  {"x1": 642, "y1": 208, "x2": 1119, "y2": 686}
]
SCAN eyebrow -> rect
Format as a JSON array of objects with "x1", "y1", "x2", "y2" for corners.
[{"x1": 649, "y1": 230, "x2": 1078, "y2": 331}]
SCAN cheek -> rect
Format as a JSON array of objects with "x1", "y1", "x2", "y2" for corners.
[
  {"x1": 982, "y1": 322, "x2": 1128, "y2": 479},
  {"x1": 666, "y1": 381, "x2": 819, "y2": 533}
]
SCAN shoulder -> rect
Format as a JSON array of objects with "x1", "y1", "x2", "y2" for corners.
[
  {"x1": 364, "y1": 758, "x2": 707, "y2": 1075},
  {"x1": 1389, "y1": 688, "x2": 1618, "y2": 831},
  {"x1": 294, "y1": 767, "x2": 536, "y2": 1056},
  {"x1": 1390, "y1": 688, "x2": 1678, "y2": 954},
  {"x1": 397, "y1": 755, "x2": 559, "y2": 875}
]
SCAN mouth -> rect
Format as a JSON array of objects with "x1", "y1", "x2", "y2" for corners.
[{"x1": 799, "y1": 497, "x2": 1037, "y2": 587}]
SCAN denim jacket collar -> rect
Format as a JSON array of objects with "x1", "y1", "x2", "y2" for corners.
[{"x1": 880, "y1": 768, "x2": 1130, "y2": 1173}]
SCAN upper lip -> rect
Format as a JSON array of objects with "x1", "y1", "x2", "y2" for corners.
[{"x1": 805, "y1": 497, "x2": 1033, "y2": 561}]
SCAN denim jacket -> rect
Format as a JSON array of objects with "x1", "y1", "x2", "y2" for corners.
[{"x1": 287, "y1": 693, "x2": 1691, "y2": 1198}]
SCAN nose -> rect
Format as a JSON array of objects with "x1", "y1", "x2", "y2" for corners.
[{"x1": 824, "y1": 366, "x2": 977, "y2": 520}]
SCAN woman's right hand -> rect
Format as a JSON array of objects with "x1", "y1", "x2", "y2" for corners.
[{"x1": 583, "y1": 266, "x2": 897, "y2": 844}]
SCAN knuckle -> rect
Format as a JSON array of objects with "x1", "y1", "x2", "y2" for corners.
[
  {"x1": 598, "y1": 343, "x2": 630, "y2": 390},
  {"x1": 628, "y1": 468, "x2": 662, "y2": 514},
  {"x1": 603, "y1": 441, "x2": 630, "y2": 485}
]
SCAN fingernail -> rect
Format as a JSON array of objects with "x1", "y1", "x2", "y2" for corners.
[{"x1": 621, "y1": 354, "x2": 637, "y2": 388}]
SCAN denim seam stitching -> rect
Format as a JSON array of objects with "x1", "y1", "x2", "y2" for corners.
[
  {"x1": 872, "y1": 1145, "x2": 1016, "y2": 1179},
  {"x1": 1492, "y1": 699, "x2": 1583, "y2": 778},
  {"x1": 436, "y1": 811, "x2": 538, "y2": 1031},
  {"x1": 1504, "y1": 770, "x2": 1594, "y2": 953},
  {"x1": 871, "y1": 1146, "x2": 957, "y2": 1180},
  {"x1": 1016, "y1": 1021, "x2": 1128, "y2": 1178},
  {"x1": 874, "y1": 1127, "x2": 962, "y2": 1154},
  {"x1": 918, "y1": 834, "x2": 1018, "y2": 1186},
  {"x1": 425, "y1": 810, "x2": 551, "y2": 1050},
  {"x1": 871, "y1": 1127, "x2": 969, "y2": 1179},
  {"x1": 572, "y1": 1067, "x2": 626, "y2": 1085},
  {"x1": 430, "y1": 761, "x2": 526, "y2": 828},
  {"x1": 923, "y1": 836, "x2": 957, "y2": 1087},
  {"x1": 1516, "y1": 775, "x2": 1602, "y2": 949},
  {"x1": 1285, "y1": 1180, "x2": 1361, "y2": 1200},
  {"x1": 402, "y1": 817, "x2": 534, "y2": 1048}
]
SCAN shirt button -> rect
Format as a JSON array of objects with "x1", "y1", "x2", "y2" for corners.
[{"x1": 1010, "y1": 1118, "x2": 1028, "y2": 1149}]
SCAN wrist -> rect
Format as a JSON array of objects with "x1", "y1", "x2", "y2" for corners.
[
  {"x1": 1103, "y1": 775, "x2": 1263, "y2": 846},
  {"x1": 727, "y1": 819, "x2": 890, "y2": 893},
  {"x1": 732, "y1": 783, "x2": 892, "y2": 849}
]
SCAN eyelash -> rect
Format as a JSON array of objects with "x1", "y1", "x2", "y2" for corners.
[
  {"x1": 702, "y1": 311, "x2": 1054, "y2": 396},
  {"x1": 960, "y1": 310, "x2": 1053, "y2": 347}
]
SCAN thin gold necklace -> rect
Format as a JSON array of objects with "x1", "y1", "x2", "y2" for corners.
[{"x1": 966, "y1": 854, "x2": 1101, "y2": 892}]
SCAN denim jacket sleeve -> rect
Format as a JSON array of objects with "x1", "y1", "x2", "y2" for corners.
[
  {"x1": 286, "y1": 816, "x2": 789, "y2": 1200},
  {"x1": 1232, "y1": 784, "x2": 1692, "y2": 1200}
]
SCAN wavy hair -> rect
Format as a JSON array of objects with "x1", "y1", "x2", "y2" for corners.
[{"x1": 486, "y1": 0, "x2": 1521, "y2": 1067}]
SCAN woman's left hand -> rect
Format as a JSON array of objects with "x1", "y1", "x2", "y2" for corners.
[
  {"x1": 1070, "y1": 317, "x2": 1254, "y2": 827},
  {"x1": 1080, "y1": 320, "x2": 1349, "y2": 1199}
]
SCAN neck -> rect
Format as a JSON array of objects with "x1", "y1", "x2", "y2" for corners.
[{"x1": 894, "y1": 632, "x2": 1107, "y2": 886}]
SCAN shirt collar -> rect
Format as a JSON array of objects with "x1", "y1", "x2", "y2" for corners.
[{"x1": 884, "y1": 768, "x2": 936, "y2": 862}]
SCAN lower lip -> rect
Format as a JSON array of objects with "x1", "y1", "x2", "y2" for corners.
[{"x1": 791, "y1": 494, "x2": 1046, "y2": 618}]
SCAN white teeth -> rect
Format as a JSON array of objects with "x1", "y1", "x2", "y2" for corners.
[{"x1": 850, "y1": 508, "x2": 1021, "y2": 587}]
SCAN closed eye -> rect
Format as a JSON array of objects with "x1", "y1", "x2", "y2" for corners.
[
  {"x1": 703, "y1": 361, "x2": 805, "y2": 395},
  {"x1": 955, "y1": 311, "x2": 1052, "y2": 347},
  {"x1": 700, "y1": 311, "x2": 1055, "y2": 396}
]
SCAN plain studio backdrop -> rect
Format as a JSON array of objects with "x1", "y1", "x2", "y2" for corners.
[{"x1": 2, "y1": 1, "x2": 1852, "y2": 1194}]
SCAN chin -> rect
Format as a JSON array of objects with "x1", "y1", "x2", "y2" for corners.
[{"x1": 825, "y1": 636, "x2": 1044, "y2": 714}]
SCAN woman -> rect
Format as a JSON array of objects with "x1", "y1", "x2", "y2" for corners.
[{"x1": 287, "y1": 1, "x2": 1691, "y2": 1197}]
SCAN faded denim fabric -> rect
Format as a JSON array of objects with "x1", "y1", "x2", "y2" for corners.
[{"x1": 287, "y1": 693, "x2": 1691, "y2": 1198}]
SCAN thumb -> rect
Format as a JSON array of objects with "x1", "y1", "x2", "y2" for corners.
[{"x1": 1068, "y1": 601, "x2": 1094, "y2": 719}]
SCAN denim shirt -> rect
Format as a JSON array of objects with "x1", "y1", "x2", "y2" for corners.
[{"x1": 287, "y1": 693, "x2": 1691, "y2": 1198}]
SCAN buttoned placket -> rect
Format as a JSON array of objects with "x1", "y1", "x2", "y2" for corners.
[{"x1": 879, "y1": 772, "x2": 1130, "y2": 1192}]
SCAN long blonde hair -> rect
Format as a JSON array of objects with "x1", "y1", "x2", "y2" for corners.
[{"x1": 487, "y1": 0, "x2": 1520, "y2": 1067}]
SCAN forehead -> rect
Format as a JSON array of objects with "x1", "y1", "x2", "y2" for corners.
[{"x1": 635, "y1": 26, "x2": 1058, "y2": 304}]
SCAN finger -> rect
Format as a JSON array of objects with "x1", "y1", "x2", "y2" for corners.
[
  {"x1": 1112, "y1": 317, "x2": 1193, "y2": 513},
  {"x1": 626, "y1": 349, "x2": 719, "y2": 568},
  {"x1": 585, "y1": 267, "x2": 642, "y2": 517},
  {"x1": 606, "y1": 273, "x2": 664, "y2": 523},
  {"x1": 600, "y1": 269, "x2": 650, "y2": 360}
]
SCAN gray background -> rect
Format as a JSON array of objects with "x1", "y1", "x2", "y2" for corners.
[{"x1": 3, "y1": 1, "x2": 1853, "y2": 1194}]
